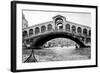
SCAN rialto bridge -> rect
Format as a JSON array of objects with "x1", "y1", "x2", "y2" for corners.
[{"x1": 22, "y1": 15, "x2": 91, "y2": 49}]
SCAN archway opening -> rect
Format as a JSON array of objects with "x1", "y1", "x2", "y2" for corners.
[
  {"x1": 57, "y1": 23, "x2": 63, "y2": 30},
  {"x1": 41, "y1": 25, "x2": 46, "y2": 33},
  {"x1": 29, "y1": 29, "x2": 33, "y2": 36},
  {"x1": 83, "y1": 28, "x2": 87, "y2": 36},
  {"x1": 66, "y1": 24, "x2": 70, "y2": 31},
  {"x1": 32, "y1": 32, "x2": 86, "y2": 49},
  {"x1": 55, "y1": 18, "x2": 63, "y2": 30},
  {"x1": 23, "y1": 31, "x2": 28, "y2": 38},
  {"x1": 42, "y1": 38, "x2": 78, "y2": 49},
  {"x1": 47, "y1": 24, "x2": 52, "y2": 31},
  {"x1": 35, "y1": 27, "x2": 40, "y2": 34},
  {"x1": 77, "y1": 27, "x2": 82, "y2": 35},
  {"x1": 72, "y1": 25, "x2": 76, "y2": 33}
]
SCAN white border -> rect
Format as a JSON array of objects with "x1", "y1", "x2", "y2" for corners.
[{"x1": 16, "y1": 3, "x2": 96, "y2": 70}]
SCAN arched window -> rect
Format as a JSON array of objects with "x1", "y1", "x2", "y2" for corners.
[
  {"x1": 23, "y1": 31, "x2": 28, "y2": 37},
  {"x1": 89, "y1": 30, "x2": 91, "y2": 36},
  {"x1": 41, "y1": 25, "x2": 46, "y2": 33},
  {"x1": 47, "y1": 24, "x2": 52, "y2": 31},
  {"x1": 83, "y1": 28, "x2": 87, "y2": 36},
  {"x1": 35, "y1": 27, "x2": 40, "y2": 34},
  {"x1": 66, "y1": 24, "x2": 70, "y2": 31},
  {"x1": 29, "y1": 29, "x2": 33, "y2": 36},
  {"x1": 72, "y1": 25, "x2": 76, "y2": 33},
  {"x1": 77, "y1": 27, "x2": 82, "y2": 34}
]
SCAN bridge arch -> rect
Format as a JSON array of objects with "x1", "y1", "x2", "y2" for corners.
[
  {"x1": 41, "y1": 25, "x2": 46, "y2": 33},
  {"x1": 35, "y1": 27, "x2": 40, "y2": 34},
  {"x1": 77, "y1": 27, "x2": 82, "y2": 35},
  {"x1": 83, "y1": 28, "x2": 87, "y2": 36},
  {"x1": 66, "y1": 24, "x2": 70, "y2": 31},
  {"x1": 31, "y1": 32, "x2": 86, "y2": 49},
  {"x1": 29, "y1": 29, "x2": 33, "y2": 36},
  {"x1": 55, "y1": 18, "x2": 63, "y2": 30},
  {"x1": 23, "y1": 31, "x2": 28, "y2": 37},
  {"x1": 47, "y1": 24, "x2": 52, "y2": 31},
  {"x1": 55, "y1": 17, "x2": 63, "y2": 24},
  {"x1": 72, "y1": 25, "x2": 76, "y2": 33}
]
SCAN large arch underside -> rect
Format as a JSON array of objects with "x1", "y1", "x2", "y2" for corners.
[{"x1": 30, "y1": 32, "x2": 86, "y2": 49}]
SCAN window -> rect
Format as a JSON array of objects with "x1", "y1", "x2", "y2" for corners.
[
  {"x1": 35, "y1": 27, "x2": 40, "y2": 34},
  {"x1": 41, "y1": 25, "x2": 46, "y2": 32}
]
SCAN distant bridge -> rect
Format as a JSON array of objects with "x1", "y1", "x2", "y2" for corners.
[{"x1": 23, "y1": 15, "x2": 91, "y2": 49}]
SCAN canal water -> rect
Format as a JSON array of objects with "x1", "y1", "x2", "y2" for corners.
[{"x1": 22, "y1": 46, "x2": 91, "y2": 62}]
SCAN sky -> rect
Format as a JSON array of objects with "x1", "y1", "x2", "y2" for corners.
[{"x1": 23, "y1": 10, "x2": 91, "y2": 27}]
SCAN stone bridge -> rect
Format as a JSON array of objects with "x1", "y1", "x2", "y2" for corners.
[{"x1": 23, "y1": 15, "x2": 91, "y2": 49}]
